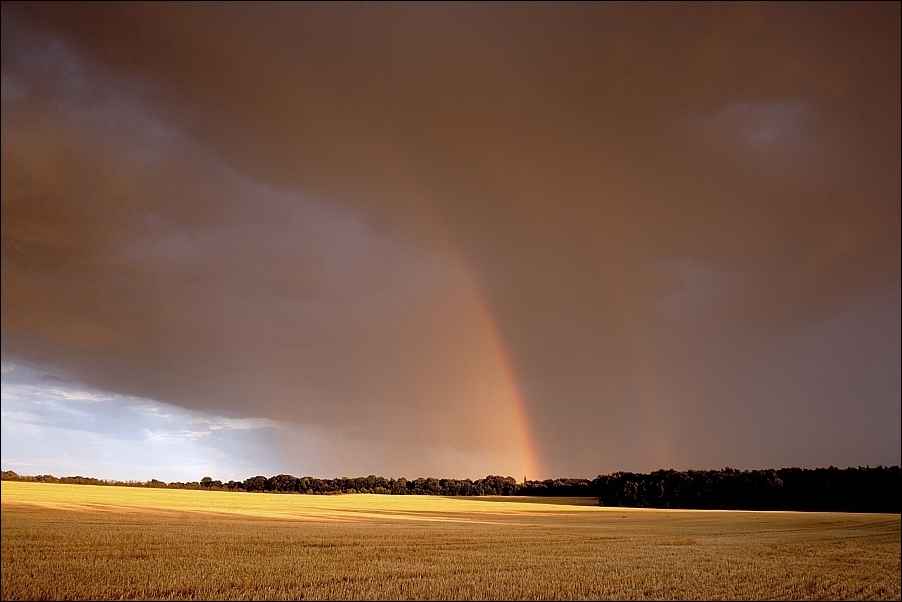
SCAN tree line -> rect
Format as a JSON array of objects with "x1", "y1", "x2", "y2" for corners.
[
  {"x1": 2, "y1": 466, "x2": 898, "y2": 512},
  {"x1": 593, "y1": 467, "x2": 900, "y2": 513}
]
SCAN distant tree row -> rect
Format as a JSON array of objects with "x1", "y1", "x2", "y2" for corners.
[
  {"x1": 594, "y1": 467, "x2": 901, "y2": 513},
  {"x1": 0, "y1": 470, "x2": 519, "y2": 496},
  {"x1": 3, "y1": 466, "x2": 898, "y2": 512},
  {"x1": 239, "y1": 474, "x2": 521, "y2": 496},
  {"x1": 0, "y1": 471, "x2": 215, "y2": 490}
]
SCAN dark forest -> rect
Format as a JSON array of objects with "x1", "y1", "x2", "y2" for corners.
[{"x1": 3, "y1": 466, "x2": 898, "y2": 513}]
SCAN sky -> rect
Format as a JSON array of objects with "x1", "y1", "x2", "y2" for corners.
[{"x1": 1, "y1": 2, "x2": 899, "y2": 481}]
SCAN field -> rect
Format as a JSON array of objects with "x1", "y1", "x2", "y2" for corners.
[{"x1": 2, "y1": 482, "x2": 899, "y2": 600}]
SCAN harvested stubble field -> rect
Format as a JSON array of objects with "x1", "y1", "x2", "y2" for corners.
[{"x1": 1, "y1": 482, "x2": 899, "y2": 600}]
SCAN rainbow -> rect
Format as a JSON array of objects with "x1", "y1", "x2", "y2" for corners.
[
  {"x1": 449, "y1": 243, "x2": 673, "y2": 478},
  {"x1": 385, "y1": 171, "x2": 542, "y2": 479},
  {"x1": 447, "y1": 249, "x2": 543, "y2": 481}
]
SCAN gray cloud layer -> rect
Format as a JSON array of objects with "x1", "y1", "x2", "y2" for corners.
[{"x1": 2, "y1": 3, "x2": 899, "y2": 477}]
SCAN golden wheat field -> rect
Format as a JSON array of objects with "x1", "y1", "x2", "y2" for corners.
[{"x1": 1, "y1": 481, "x2": 899, "y2": 600}]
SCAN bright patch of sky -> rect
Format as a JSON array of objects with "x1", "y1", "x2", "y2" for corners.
[
  {"x1": 694, "y1": 98, "x2": 814, "y2": 156},
  {"x1": 1, "y1": 362, "x2": 283, "y2": 482},
  {"x1": 1, "y1": 362, "x2": 522, "y2": 481}
]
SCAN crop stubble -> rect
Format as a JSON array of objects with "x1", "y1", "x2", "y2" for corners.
[{"x1": 1, "y1": 482, "x2": 899, "y2": 600}]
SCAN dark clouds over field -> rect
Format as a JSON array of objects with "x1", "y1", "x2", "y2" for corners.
[{"x1": 2, "y1": 3, "x2": 899, "y2": 479}]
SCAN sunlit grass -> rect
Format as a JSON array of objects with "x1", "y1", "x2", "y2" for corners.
[{"x1": 2, "y1": 481, "x2": 899, "y2": 600}]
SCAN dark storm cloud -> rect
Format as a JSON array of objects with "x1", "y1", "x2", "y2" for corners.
[
  {"x1": 2, "y1": 2, "x2": 899, "y2": 476},
  {"x1": 1, "y1": 11, "x2": 518, "y2": 459}
]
